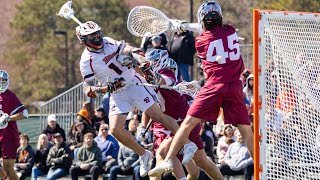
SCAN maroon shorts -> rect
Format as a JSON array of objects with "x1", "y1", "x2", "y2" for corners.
[
  {"x1": 153, "y1": 132, "x2": 169, "y2": 154},
  {"x1": 188, "y1": 80, "x2": 250, "y2": 125},
  {"x1": 0, "y1": 140, "x2": 20, "y2": 159}
]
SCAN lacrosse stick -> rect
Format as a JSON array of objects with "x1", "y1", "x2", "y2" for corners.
[
  {"x1": 127, "y1": 6, "x2": 201, "y2": 37},
  {"x1": 57, "y1": 1, "x2": 82, "y2": 26},
  {"x1": 125, "y1": 80, "x2": 201, "y2": 99}
]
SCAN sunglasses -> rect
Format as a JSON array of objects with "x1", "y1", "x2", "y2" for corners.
[{"x1": 100, "y1": 128, "x2": 108, "y2": 131}]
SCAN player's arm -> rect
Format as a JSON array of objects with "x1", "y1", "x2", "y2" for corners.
[
  {"x1": 83, "y1": 78, "x2": 125, "y2": 98},
  {"x1": 9, "y1": 110, "x2": 28, "y2": 121}
]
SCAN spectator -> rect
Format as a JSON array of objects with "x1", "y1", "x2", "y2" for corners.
[
  {"x1": 42, "y1": 114, "x2": 66, "y2": 143},
  {"x1": 241, "y1": 69, "x2": 251, "y2": 87},
  {"x1": 70, "y1": 132, "x2": 102, "y2": 180},
  {"x1": 77, "y1": 109, "x2": 93, "y2": 130},
  {"x1": 219, "y1": 129, "x2": 253, "y2": 180},
  {"x1": 93, "y1": 107, "x2": 108, "y2": 131},
  {"x1": 200, "y1": 122, "x2": 215, "y2": 161},
  {"x1": 243, "y1": 74, "x2": 254, "y2": 104},
  {"x1": 109, "y1": 119, "x2": 142, "y2": 180},
  {"x1": 141, "y1": 33, "x2": 167, "y2": 53},
  {"x1": 31, "y1": 134, "x2": 51, "y2": 180},
  {"x1": 217, "y1": 124, "x2": 236, "y2": 164},
  {"x1": 67, "y1": 120, "x2": 86, "y2": 157},
  {"x1": 46, "y1": 133, "x2": 72, "y2": 180},
  {"x1": 15, "y1": 134, "x2": 35, "y2": 180},
  {"x1": 168, "y1": 31, "x2": 196, "y2": 82},
  {"x1": 82, "y1": 101, "x2": 95, "y2": 120},
  {"x1": 101, "y1": 93, "x2": 110, "y2": 119},
  {"x1": 94, "y1": 124, "x2": 119, "y2": 173}
]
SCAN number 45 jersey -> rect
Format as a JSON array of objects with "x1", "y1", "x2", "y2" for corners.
[
  {"x1": 80, "y1": 37, "x2": 135, "y2": 86},
  {"x1": 196, "y1": 24, "x2": 244, "y2": 83}
]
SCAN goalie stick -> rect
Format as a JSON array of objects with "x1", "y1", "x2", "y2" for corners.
[{"x1": 127, "y1": 6, "x2": 201, "y2": 37}]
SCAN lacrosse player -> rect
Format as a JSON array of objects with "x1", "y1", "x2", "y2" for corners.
[
  {"x1": 149, "y1": 1, "x2": 254, "y2": 179},
  {"x1": 75, "y1": 21, "x2": 197, "y2": 177},
  {"x1": 0, "y1": 70, "x2": 29, "y2": 180},
  {"x1": 139, "y1": 49, "x2": 202, "y2": 180}
]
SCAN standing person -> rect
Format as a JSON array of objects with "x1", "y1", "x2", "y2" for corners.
[
  {"x1": 0, "y1": 70, "x2": 29, "y2": 180},
  {"x1": 169, "y1": 31, "x2": 196, "y2": 82},
  {"x1": 149, "y1": 1, "x2": 254, "y2": 179},
  {"x1": 75, "y1": 20, "x2": 192, "y2": 177}
]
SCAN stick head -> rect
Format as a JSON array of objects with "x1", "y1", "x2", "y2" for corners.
[
  {"x1": 127, "y1": 6, "x2": 170, "y2": 37},
  {"x1": 57, "y1": 1, "x2": 75, "y2": 19}
]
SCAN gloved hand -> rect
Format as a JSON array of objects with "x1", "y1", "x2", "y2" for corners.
[
  {"x1": 0, "y1": 113, "x2": 10, "y2": 129},
  {"x1": 140, "y1": 62, "x2": 156, "y2": 84},
  {"x1": 136, "y1": 125, "x2": 147, "y2": 142},
  {"x1": 169, "y1": 19, "x2": 188, "y2": 33},
  {"x1": 106, "y1": 77, "x2": 125, "y2": 93}
]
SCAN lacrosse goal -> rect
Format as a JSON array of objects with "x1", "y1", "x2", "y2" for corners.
[{"x1": 253, "y1": 10, "x2": 320, "y2": 180}]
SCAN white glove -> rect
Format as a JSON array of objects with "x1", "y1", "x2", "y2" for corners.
[
  {"x1": 169, "y1": 19, "x2": 188, "y2": 33},
  {"x1": 136, "y1": 125, "x2": 147, "y2": 142},
  {"x1": 0, "y1": 113, "x2": 10, "y2": 129}
]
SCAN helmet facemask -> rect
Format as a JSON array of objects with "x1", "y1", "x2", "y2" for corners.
[
  {"x1": 0, "y1": 70, "x2": 9, "y2": 93},
  {"x1": 83, "y1": 30, "x2": 103, "y2": 49}
]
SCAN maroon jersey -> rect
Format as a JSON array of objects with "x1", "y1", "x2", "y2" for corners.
[
  {"x1": 152, "y1": 68, "x2": 189, "y2": 132},
  {"x1": 0, "y1": 90, "x2": 25, "y2": 142},
  {"x1": 196, "y1": 24, "x2": 244, "y2": 83}
]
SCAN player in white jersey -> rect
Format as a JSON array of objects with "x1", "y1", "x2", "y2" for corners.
[{"x1": 76, "y1": 21, "x2": 184, "y2": 177}]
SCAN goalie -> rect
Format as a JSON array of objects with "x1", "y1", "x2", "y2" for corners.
[{"x1": 0, "y1": 70, "x2": 29, "y2": 180}]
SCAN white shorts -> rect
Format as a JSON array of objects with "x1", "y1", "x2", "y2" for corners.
[{"x1": 108, "y1": 73, "x2": 158, "y2": 117}]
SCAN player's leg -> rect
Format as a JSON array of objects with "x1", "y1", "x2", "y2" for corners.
[
  {"x1": 0, "y1": 167, "x2": 8, "y2": 180},
  {"x1": 184, "y1": 160, "x2": 200, "y2": 180},
  {"x1": 148, "y1": 115, "x2": 200, "y2": 177},
  {"x1": 144, "y1": 104, "x2": 180, "y2": 134},
  {"x1": 192, "y1": 149, "x2": 224, "y2": 180},
  {"x1": 3, "y1": 159, "x2": 18, "y2": 180},
  {"x1": 109, "y1": 114, "x2": 146, "y2": 155}
]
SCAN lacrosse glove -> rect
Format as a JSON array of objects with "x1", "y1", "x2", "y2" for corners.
[
  {"x1": 140, "y1": 62, "x2": 156, "y2": 84},
  {"x1": 0, "y1": 113, "x2": 10, "y2": 129},
  {"x1": 169, "y1": 19, "x2": 188, "y2": 33},
  {"x1": 106, "y1": 77, "x2": 125, "y2": 93}
]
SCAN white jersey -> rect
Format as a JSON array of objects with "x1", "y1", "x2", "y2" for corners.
[{"x1": 80, "y1": 37, "x2": 135, "y2": 88}]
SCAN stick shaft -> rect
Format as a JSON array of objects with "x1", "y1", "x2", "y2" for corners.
[{"x1": 71, "y1": 15, "x2": 82, "y2": 26}]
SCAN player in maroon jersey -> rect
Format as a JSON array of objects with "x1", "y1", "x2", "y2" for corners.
[
  {"x1": 0, "y1": 70, "x2": 29, "y2": 180},
  {"x1": 149, "y1": 1, "x2": 253, "y2": 179}
]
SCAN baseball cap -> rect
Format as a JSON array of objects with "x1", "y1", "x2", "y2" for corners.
[
  {"x1": 151, "y1": 35, "x2": 161, "y2": 41},
  {"x1": 53, "y1": 133, "x2": 62, "y2": 138},
  {"x1": 47, "y1": 114, "x2": 57, "y2": 122}
]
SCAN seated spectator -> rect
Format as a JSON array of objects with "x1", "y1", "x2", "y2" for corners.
[
  {"x1": 70, "y1": 132, "x2": 102, "y2": 180},
  {"x1": 94, "y1": 124, "x2": 119, "y2": 173},
  {"x1": 200, "y1": 122, "x2": 215, "y2": 161},
  {"x1": 31, "y1": 134, "x2": 51, "y2": 180},
  {"x1": 42, "y1": 114, "x2": 66, "y2": 143},
  {"x1": 77, "y1": 109, "x2": 93, "y2": 130},
  {"x1": 219, "y1": 129, "x2": 253, "y2": 180},
  {"x1": 15, "y1": 134, "x2": 35, "y2": 180},
  {"x1": 109, "y1": 119, "x2": 142, "y2": 180},
  {"x1": 68, "y1": 120, "x2": 86, "y2": 155},
  {"x1": 217, "y1": 124, "x2": 236, "y2": 164},
  {"x1": 46, "y1": 133, "x2": 72, "y2": 180},
  {"x1": 93, "y1": 107, "x2": 108, "y2": 131},
  {"x1": 82, "y1": 101, "x2": 95, "y2": 121}
]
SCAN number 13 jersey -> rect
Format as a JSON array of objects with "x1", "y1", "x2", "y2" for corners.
[{"x1": 196, "y1": 24, "x2": 244, "y2": 83}]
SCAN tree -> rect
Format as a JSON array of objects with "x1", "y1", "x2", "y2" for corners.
[{"x1": 3, "y1": 0, "x2": 139, "y2": 111}]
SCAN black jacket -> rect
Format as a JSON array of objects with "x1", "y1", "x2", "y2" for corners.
[
  {"x1": 169, "y1": 31, "x2": 196, "y2": 65},
  {"x1": 42, "y1": 124, "x2": 66, "y2": 142},
  {"x1": 34, "y1": 144, "x2": 52, "y2": 172},
  {"x1": 46, "y1": 141, "x2": 72, "y2": 171}
]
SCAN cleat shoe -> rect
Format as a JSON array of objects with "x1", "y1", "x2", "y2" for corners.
[
  {"x1": 181, "y1": 142, "x2": 198, "y2": 165},
  {"x1": 139, "y1": 150, "x2": 154, "y2": 177},
  {"x1": 148, "y1": 159, "x2": 174, "y2": 177}
]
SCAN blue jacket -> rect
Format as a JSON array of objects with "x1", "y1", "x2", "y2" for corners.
[{"x1": 94, "y1": 135, "x2": 119, "y2": 162}]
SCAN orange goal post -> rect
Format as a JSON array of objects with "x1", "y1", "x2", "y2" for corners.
[{"x1": 253, "y1": 9, "x2": 320, "y2": 180}]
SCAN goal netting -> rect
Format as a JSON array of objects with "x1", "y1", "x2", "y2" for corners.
[{"x1": 255, "y1": 10, "x2": 320, "y2": 180}]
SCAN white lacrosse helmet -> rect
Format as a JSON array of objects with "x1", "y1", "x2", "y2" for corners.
[
  {"x1": 76, "y1": 21, "x2": 103, "y2": 49},
  {"x1": 197, "y1": 1, "x2": 223, "y2": 27},
  {"x1": 145, "y1": 49, "x2": 169, "y2": 66},
  {"x1": 0, "y1": 70, "x2": 9, "y2": 93}
]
